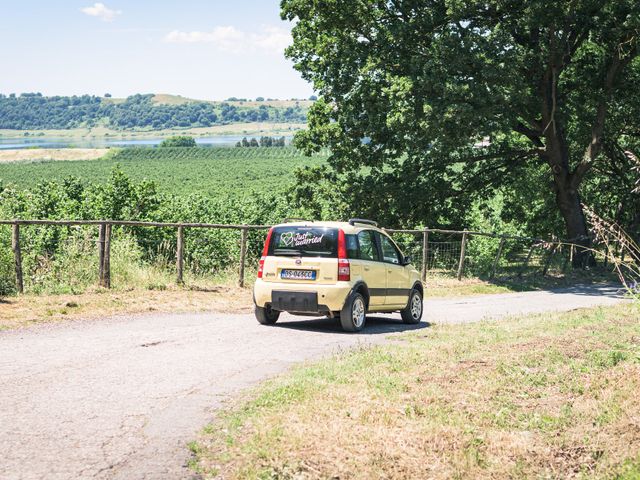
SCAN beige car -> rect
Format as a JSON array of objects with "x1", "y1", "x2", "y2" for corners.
[{"x1": 253, "y1": 219, "x2": 423, "y2": 332}]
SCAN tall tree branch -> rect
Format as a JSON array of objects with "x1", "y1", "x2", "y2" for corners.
[
  {"x1": 513, "y1": 122, "x2": 544, "y2": 147},
  {"x1": 572, "y1": 42, "x2": 638, "y2": 189}
]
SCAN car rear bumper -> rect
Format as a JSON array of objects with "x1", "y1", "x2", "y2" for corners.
[{"x1": 253, "y1": 279, "x2": 351, "y2": 313}]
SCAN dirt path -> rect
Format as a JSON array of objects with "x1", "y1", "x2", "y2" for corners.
[{"x1": 0, "y1": 284, "x2": 625, "y2": 479}]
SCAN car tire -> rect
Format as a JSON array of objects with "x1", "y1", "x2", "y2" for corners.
[
  {"x1": 255, "y1": 304, "x2": 280, "y2": 325},
  {"x1": 340, "y1": 292, "x2": 367, "y2": 332},
  {"x1": 401, "y1": 288, "x2": 423, "y2": 324}
]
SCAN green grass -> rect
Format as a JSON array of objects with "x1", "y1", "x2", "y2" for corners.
[
  {"x1": 191, "y1": 303, "x2": 640, "y2": 479},
  {"x1": 0, "y1": 146, "x2": 327, "y2": 198}
]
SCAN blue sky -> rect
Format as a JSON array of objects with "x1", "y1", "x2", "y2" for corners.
[{"x1": 0, "y1": 1, "x2": 313, "y2": 100}]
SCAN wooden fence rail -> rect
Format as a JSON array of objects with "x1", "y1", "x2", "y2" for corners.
[{"x1": 0, "y1": 219, "x2": 610, "y2": 294}]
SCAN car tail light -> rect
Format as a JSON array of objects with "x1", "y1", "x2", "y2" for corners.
[
  {"x1": 338, "y1": 259, "x2": 350, "y2": 281},
  {"x1": 337, "y1": 229, "x2": 350, "y2": 281},
  {"x1": 257, "y1": 228, "x2": 274, "y2": 279}
]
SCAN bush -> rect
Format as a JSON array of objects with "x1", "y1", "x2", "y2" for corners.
[
  {"x1": 0, "y1": 165, "x2": 299, "y2": 295},
  {"x1": 0, "y1": 239, "x2": 15, "y2": 296},
  {"x1": 159, "y1": 136, "x2": 197, "y2": 148}
]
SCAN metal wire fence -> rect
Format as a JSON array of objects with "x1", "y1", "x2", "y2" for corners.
[{"x1": 0, "y1": 219, "x2": 626, "y2": 295}]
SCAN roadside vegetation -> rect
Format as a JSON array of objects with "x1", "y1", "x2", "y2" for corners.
[
  {"x1": 0, "y1": 150, "x2": 326, "y2": 296},
  {"x1": 0, "y1": 146, "x2": 624, "y2": 298},
  {"x1": 190, "y1": 303, "x2": 640, "y2": 479}
]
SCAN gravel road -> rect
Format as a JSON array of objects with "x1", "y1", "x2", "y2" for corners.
[{"x1": 0, "y1": 284, "x2": 625, "y2": 479}]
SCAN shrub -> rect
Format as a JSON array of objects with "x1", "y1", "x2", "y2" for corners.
[
  {"x1": 159, "y1": 136, "x2": 197, "y2": 148},
  {"x1": 0, "y1": 240, "x2": 15, "y2": 296}
]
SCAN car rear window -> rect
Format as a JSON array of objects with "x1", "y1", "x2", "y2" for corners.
[{"x1": 268, "y1": 226, "x2": 338, "y2": 257}]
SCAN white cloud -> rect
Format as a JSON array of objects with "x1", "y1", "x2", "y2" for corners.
[
  {"x1": 165, "y1": 26, "x2": 245, "y2": 51},
  {"x1": 164, "y1": 25, "x2": 291, "y2": 54},
  {"x1": 81, "y1": 3, "x2": 122, "y2": 22}
]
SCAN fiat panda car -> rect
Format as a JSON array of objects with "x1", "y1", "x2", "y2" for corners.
[{"x1": 253, "y1": 219, "x2": 423, "y2": 332}]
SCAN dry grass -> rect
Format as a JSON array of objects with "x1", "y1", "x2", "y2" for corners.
[
  {"x1": 0, "y1": 148, "x2": 109, "y2": 163},
  {"x1": 191, "y1": 304, "x2": 640, "y2": 479},
  {"x1": 222, "y1": 99, "x2": 314, "y2": 108},
  {"x1": 425, "y1": 276, "x2": 514, "y2": 297},
  {"x1": 0, "y1": 285, "x2": 253, "y2": 330},
  {"x1": 423, "y1": 270, "x2": 618, "y2": 298},
  {"x1": 149, "y1": 94, "x2": 313, "y2": 109},
  {"x1": 150, "y1": 94, "x2": 202, "y2": 105}
]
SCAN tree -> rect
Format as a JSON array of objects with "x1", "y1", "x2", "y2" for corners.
[
  {"x1": 282, "y1": 0, "x2": 640, "y2": 264},
  {"x1": 159, "y1": 136, "x2": 196, "y2": 148}
]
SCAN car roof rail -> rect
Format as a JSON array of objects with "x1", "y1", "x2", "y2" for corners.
[
  {"x1": 348, "y1": 218, "x2": 378, "y2": 227},
  {"x1": 282, "y1": 217, "x2": 310, "y2": 223}
]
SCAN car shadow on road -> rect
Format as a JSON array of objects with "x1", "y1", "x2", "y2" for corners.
[{"x1": 273, "y1": 315, "x2": 431, "y2": 334}]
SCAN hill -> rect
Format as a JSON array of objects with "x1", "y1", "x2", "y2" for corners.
[
  {"x1": 149, "y1": 94, "x2": 313, "y2": 109},
  {"x1": 0, "y1": 93, "x2": 310, "y2": 131}
]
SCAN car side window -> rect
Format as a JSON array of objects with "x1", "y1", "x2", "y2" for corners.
[
  {"x1": 345, "y1": 234, "x2": 359, "y2": 259},
  {"x1": 356, "y1": 230, "x2": 380, "y2": 261},
  {"x1": 379, "y1": 234, "x2": 401, "y2": 265}
]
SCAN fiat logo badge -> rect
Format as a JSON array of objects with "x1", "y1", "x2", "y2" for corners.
[{"x1": 295, "y1": 258, "x2": 302, "y2": 265}]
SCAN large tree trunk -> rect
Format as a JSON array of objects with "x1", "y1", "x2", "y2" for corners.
[
  {"x1": 543, "y1": 119, "x2": 593, "y2": 267},
  {"x1": 553, "y1": 176, "x2": 592, "y2": 267},
  {"x1": 540, "y1": 59, "x2": 595, "y2": 268}
]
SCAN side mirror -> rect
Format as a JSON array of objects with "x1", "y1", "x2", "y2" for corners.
[{"x1": 403, "y1": 255, "x2": 411, "y2": 266}]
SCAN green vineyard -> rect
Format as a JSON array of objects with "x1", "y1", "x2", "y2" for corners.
[{"x1": 0, "y1": 147, "x2": 328, "y2": 199}]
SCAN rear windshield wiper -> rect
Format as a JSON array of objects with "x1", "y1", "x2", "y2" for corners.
[
  {"x1": 273, "y1": 249, "x2": 335, "y2": 257},
  {"x1": 273, "y1": 248, "x2": 304, "y2": 256}
]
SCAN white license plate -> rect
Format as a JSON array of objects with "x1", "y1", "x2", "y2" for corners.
[{"x1": 280, "y1": 269, "x2": 316, "y2": 280}]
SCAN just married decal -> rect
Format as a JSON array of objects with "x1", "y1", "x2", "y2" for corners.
[{"x1": 279, "y1": 231, "x2": 325, "y2": 248}]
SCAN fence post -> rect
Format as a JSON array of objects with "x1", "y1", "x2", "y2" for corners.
[
  {"x1": 238, "y1": 226, "x2": 249, "y2": 288},
  {"x1": 421, "y1": 227, "x2": 429, "y2": 283},
  {"x1": 490, "y1": 237, "x2": 505, "y2": 279},
  {"x1": 103, "y1": 223, "x2": 111, "y2": 288},
  {"x1": 562, "y1": 244, "x2": 571, "y2": 272},
  {"x1": 11, "y1": 222, "x2": 24, "y2": 294},
  {"x1": 98, "y1": 223, "x2": 105, "y2": 286},
  {"x1": 523, "y1": 243, "x2": 536, "y2": 270},
  {"x1": 542, "y1": 242, "x2": 558, "y2": 276},
  {"x1": 457, "y1": 231, "x2": 468, "y2": 281},
  {"x1": 176, "y1": 225, "x2": 184, "y2": 285}
]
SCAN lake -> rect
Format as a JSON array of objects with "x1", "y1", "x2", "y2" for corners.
[{"x1": 0, "y1": 135, "x2": 291, "y2": 150}]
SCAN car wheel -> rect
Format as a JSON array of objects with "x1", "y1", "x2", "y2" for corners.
[
  {"x1": 255, "y1": 304, "x2": 280, "y2": 325},
  {"x1": 340, "y1": 292, "x2": 366, "y2": 332},
  {"x1": 401, "y1": 288, "x2": 423, "y2": 324}
]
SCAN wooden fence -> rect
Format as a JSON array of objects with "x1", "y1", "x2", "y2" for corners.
[{"x1": 0, "y1": 219, "x2": 604, "y2": 294}]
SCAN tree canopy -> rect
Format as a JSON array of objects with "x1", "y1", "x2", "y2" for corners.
[{"x1": 282, "y1": 0, "x2": 640, "y2": 256}]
